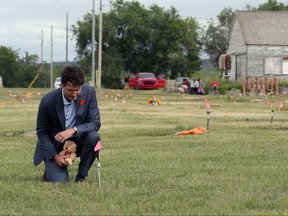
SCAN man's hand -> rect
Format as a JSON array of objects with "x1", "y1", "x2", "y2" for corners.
[
  {"x1": 54, "y1": 128, "x2": 76, "y2": 142},
  {"x1": 53, "y1": 154, "x2": 68, "y2": 167}
]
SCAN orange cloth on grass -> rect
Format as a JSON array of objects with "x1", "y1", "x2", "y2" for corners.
[{"x1": 175, "y1": 127, "x2": 206, "y2": 135}]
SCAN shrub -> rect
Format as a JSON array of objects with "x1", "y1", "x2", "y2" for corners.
[{"x1": 218, "y1": 80, "x2": 242, "y2": 95}]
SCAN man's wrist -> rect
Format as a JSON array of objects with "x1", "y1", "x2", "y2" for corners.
[{"x1": 52, "y1": 154, "x2": 59, "y2": 160}]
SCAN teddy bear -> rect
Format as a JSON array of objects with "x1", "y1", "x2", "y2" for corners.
[{"x1": 59, "y1": 140, "x2": 77, "y2": 165}]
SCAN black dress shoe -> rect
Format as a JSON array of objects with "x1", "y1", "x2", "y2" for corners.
[{"x1": 75, "y1": 174, "x2": 86, "y2": 183}]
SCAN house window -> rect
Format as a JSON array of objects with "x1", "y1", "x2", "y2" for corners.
[
  {"x1": 264, "y1": 57, "x2": 281, "y2": 75},
  {"x1": 283, "y1": 58, "x2": 288, "y2": 74}
]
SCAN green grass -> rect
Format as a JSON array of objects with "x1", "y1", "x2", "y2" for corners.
[{"x1": 0, "y1": 88, "x2": 288, "y2": 215}]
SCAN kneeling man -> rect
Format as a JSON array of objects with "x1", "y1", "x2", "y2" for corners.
[{"x1": 33, "y1": 66, "x2": 101, "y2": 183}]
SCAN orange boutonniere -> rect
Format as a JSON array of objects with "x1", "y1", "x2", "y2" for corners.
[{"x1": 80, "y1": 99, "x2": 85, "y2": 106}]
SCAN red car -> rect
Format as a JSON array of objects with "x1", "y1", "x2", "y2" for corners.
[
  {"x1": 128, "y1": 72, "x2": 165, "y2": 89},
  {"x1": 157, "y1": 74, "x2": 166, "y2": 88}
]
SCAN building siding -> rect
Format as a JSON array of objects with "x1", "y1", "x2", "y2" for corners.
[{"x1": 227, "y1": 11, "x2": 288, "y2": 81}]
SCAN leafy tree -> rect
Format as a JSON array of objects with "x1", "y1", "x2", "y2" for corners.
[
  {"x1": 202, "y1": 7, "x2": 234, "y2": 66},
  {"x1": 258, "y1": 0, "x2": 287, "y2": 11},
  {"x1": 34, "y1": 62, "x2": 51, "y2": 88},
  {"x1": 0, "y1": 45, "x2": 47, "y2": 87},
  {"x1": 18, "y1": 52, "x2": 40, "y2": 87},
  {"x1": 0, "y1": 46, "x2": 20, "y2": 87},
  {"x1": 72, "y1": 0, "x2": 201, "y2": 87}
]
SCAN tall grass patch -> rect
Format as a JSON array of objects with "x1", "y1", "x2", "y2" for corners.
[{"x1": 0, "y1": 88, "x2": 287, "y2": 215}]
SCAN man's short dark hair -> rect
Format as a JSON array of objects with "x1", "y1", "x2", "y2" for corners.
[{"x1": 61, "y1": 66, "x2": 84, "y2": 86}]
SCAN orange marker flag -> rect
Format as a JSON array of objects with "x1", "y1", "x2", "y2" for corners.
[{"x1": 206, "y1": 102, "x2": 211, "y2": 110}]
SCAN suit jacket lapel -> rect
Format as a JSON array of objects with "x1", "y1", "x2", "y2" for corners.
[
  {"x1": 75, "y1": 87, "x2": 86, "y2": 123},
  {"x1": 54, "y1": 90, "x2": 65, "y2": 130}
]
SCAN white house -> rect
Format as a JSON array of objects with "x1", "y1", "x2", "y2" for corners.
[{"x1": 227, "y1": 11, "x2": 288, "y2": 81}]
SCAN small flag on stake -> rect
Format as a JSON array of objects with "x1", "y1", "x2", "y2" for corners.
[
  {"x1": 279, "y1": 101, "x2": 284, "y2": 110},
  {"x1": 94, "y1": 140, "x2": 102, "y2": 190},
  {"x1": 206, "y1": 102, "x2": 211, "y2": 110},
  {"x1": 94, "y1": 140, "x2": 102, "y2": 152},
  {"x1": 122, "y1": 98, "x2": 126, "y2": 104}
]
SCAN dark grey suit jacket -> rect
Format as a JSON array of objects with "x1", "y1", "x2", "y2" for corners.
[{"x1": 33, "y1": 85, "x2": 101, "y2": 166}]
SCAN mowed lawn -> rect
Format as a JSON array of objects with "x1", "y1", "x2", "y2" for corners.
[{"x1": 0, "y1": 87, "x2": 287, "y2": 215}]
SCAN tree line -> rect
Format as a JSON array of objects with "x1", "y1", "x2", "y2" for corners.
[{"x1": 0, "y1": 0, "x2": 287, "y2": 88}]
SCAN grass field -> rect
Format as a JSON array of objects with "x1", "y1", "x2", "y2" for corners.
[{"x1": 0, "y1": 87, "x2": 287, "y2": 215}]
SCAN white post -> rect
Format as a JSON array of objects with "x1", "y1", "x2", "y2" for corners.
[{"x1": 97, "y1": 161, "x2": 101, "y2": 191}]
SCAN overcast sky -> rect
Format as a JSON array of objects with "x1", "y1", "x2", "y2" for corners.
[{"x1": 0, "y1": 0, "x2": 274, "y2": 62}]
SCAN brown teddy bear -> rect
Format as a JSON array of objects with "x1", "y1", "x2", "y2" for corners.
[{"x1": 59, "y1": 140, "x2": 77, "y2": 165}]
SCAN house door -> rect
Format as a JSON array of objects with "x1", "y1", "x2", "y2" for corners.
[{"x1": 236, "y1": 55, "x2": 246, "y2": 80}]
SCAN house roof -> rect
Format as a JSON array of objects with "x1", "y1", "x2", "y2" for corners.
[{"x1": 235, "y1": 11, "x2": 288, "y2": 45}]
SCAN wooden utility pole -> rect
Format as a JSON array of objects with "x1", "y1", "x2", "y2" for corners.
[
  {"x1": 91, "y1": 0, "x2": 96, "y2": 87},
  {"x1": 66, "y1": 12, "x2": 68, "y2": 65},
  {"x1": 97, "y1": 0, "x2": 103, "y2": 89},
  {"x1": 41, "y1": 29, "x2": 43, "y2": 71},
  {"x1": 50, "y1": 25, "x2": 53, "y2": 89}
]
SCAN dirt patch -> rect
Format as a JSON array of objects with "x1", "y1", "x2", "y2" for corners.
[{"x1": 23, "y1": 131, "x2": 36, "y2": 137}]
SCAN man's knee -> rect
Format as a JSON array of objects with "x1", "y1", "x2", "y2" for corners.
[
  {"x1": 46, "y1": 172, "x2": 69, "y2": 183},
  {"x1": 44, "y1": 159, "x2": 69, "y2": 183},
  {"x1": 80, "y1": 131, "x2": 100, "y2": 148}
]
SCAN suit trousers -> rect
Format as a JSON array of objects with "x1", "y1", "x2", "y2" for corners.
[{"x1": 44, "y1": 131, "x2": 100, "y2": 183}]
